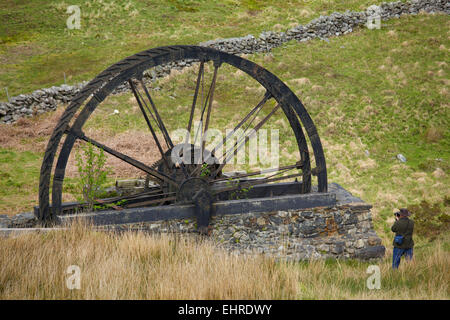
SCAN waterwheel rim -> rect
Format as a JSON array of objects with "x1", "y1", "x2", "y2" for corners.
[{"x1": 38, "y1": 45, "x2": 327, "y2": 221}]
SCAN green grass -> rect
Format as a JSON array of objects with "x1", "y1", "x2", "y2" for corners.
[
  {"x1": 0, "y1": 0, "x2": 406, "y2": 100},
  {"x1": 0, "y1": 148, "x2": 41, "y2": 214},
  {"x1": 1, "y1": 13, "x2": 448, "y2": 225},
  {"x1": 0, "y1": 4, "x2": 448, "y2": 299}
]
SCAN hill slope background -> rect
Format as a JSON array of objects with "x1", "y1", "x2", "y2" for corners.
[{"x1": 0, "y1": 1, "x2": 448, "y2": 299}]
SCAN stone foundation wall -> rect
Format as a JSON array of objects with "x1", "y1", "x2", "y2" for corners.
[
  {"x1": 0, "y1": 183, "x2": 385, "y2": 261},
  {"x1": 107, "y1": 201, "x2": 385, "y2": 261},
  {"x1": 1, "y1": 0, "x2": 448, "y2": 124}
]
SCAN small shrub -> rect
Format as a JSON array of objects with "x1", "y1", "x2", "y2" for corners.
[
  {"x1": 424, "y1": 126, "x2": 444, "y2": 143},
  {"x1": 74, "y1": 142, "x2": 111, "y2": 210}
]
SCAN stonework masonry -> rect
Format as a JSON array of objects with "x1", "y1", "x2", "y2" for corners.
[{"x1": 97, "y1": 183, "x2": 386, "y2": 261}]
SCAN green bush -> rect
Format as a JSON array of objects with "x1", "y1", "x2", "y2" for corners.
[
  {"x1": 407, "y1": 199, "x2": 450, "y2": 241},
  {"x1": 74, "y1": 142, "x2": 111, "y2": 210}
]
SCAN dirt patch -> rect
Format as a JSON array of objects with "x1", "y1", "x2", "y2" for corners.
[
  {"x1": 65, "y1": 129, "x2": 163, "y2": 180},
  {"x1": 0, "y1": 106, "x2": 163, "y2": 181},
  {"x1": 0, "y1": 107, "x2": 64, "y2": 152},
  {"x1": 0, "y1": 43, "x2": 44, "y2": 65}
]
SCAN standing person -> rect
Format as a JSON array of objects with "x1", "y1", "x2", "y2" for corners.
[{"x1": 391, "y1": 208, "x2": 414, "y2": 269}]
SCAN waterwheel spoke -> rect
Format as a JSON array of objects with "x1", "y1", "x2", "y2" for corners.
[
  {"x1": 201, "y1": 64, "x2": 219, "y2": 154},
  {"x1": 185, "y1": 61, "x2": 204, "y2": 144},
  {"x1": 190, "y1": 91, "x2": 272, "y2": 177},
  {"x1": 215, "y1": 91, "x2": 271, "y2": 155},
  {"x1": 211, "y1": 103, "x2": 281, "y2": 178},
  {"x1": 221, "y1": 103, "x2": 280, "y2": 164},
  {"x1": 129, "y1": 80, "x2": 171, "y2": 170},
  {"x1": 138, "y1": 78, "x2": 173, "y2": 149},
  {"x1": 131, "y1": 79, "x2": 189, "y2": 178},
  {"x1": 69, "y1": 130, "x2": 178, "y2": 187}
]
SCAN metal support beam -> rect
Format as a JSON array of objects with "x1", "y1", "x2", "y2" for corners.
[{"x1": 58, "y1": 192, "x2": 336, "y2": 226}]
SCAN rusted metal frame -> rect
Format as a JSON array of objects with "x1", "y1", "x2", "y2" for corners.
[
  {"x1": 131, "y1": 80, "x2": 191, "y2": 178},
  {"x1": 211, "y1": 163, "x2": 303, "y2": 183},
  {"x1": 261, "y1": 164, "x2": 296, "y2": 180},
  {"x1": 219, "y1": 103, "x2": 280, "y2": 166},
  {"x1": 212, "y1": 172, "x2": 304, "y2": 195},
  {"x1": 37, "y1": 181, "x2": 304, "y2": 217},
  {"x1": 125, "y1": 195, "x2": 177, "y2": 208},
  {"x1": 216, "y1": 94, "x2": 268, "y2": 164},
  {"x1": 133, "y1": 81, "x2": 160, "y2": 127},
  {"x1": 281, "y1": 102, "x2": 311, "y2": 193},
  {"x1": 194, "y1": 67, "x2": 212, "y2": 147},
  {"x1": 132, "y1": 79, "x2": 190, "y2": 178},
  {"x1": 70, "y1": 189, "x2": 172, "y2": 213},
  {"x1": 236, "y1": 94, "x2": 272, "y2": 145},
  {"x1": 49, "y1": 66, "x2": 149, "y2": 219},
  {"x1": 94, "y1": 188, "x2": 164, "y2": 205},
  {"x1": 211, "y1": 103, "x2": 281, "y2": 178},
  {"x1": 263, "y1": 72, "x2": 325, "y2": 192},
  {"x1": 40, "y1": 46, "x2": 325, "y2": 222},
  {"x1": 214, "y1": 181, "x2": 303, "y2": 201},
  {"x1": 95, "y1": 198, "x2": 123, "y2": 211},
  {"x1": 129, "y1": 80, "x2": 171, "y2": 170},
  {"x1": 211, "y1": 166, "x2": 300, "y2": 198},
  {"x1": 70, "y1": 130, "x2": 178, "y2": 187},
  {"x1": 193, "y1": 61, "x2": 207, "y2": 147},
  {"x1": 185, "y1": 61, "x2": 205, "y2": 144},
  {"x1": 58, "y1": 192, "x2": 337, "y2": 227},
  {"x1": 219, "y1": 54, "x2": 315, "y2": 192},
  {"x1": 215, "y1": 90, "x2": 272, "y2": 154}
]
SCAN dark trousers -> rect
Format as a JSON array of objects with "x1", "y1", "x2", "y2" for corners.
[{"x1": 392, "y1": 247, "x2": 413, "y2": 269}]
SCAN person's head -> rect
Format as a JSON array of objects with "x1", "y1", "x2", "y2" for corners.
[{"x1": 399, "y1": 208, "x2": 410, "y2": 217}]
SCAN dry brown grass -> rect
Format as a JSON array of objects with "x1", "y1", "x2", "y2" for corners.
[
  {"x1": 0, "y1": 221, "x2": 448, "y2": 300},
  {"x1": 0, "y1": 221, "x2": 299, "y2": 299},
  {"x1": 289, "y1": 77, "x2": 311, "y2": 86}
]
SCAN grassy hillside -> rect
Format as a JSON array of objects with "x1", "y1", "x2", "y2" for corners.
[
  {"x1": 0, "y1": 2, "x2": 448, "y2": 299},
  {"x1": 1, "y1": 0, "x2": 400, "y2": 100},
  {"x1": 1, "y1": 12, "x2": 448, "y2": 224}
]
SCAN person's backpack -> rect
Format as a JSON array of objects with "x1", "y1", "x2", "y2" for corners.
[
  {"x1": 394, "y1": 235, "x2": 404, "y2": 245},
  {"x1": 394, "y1": 219, "x2": 410, "y2": 245}
]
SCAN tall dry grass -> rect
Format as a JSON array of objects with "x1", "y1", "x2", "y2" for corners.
[
  {"x1": 0, "y1": 221, "x2": 448, "y2": 299},
  {"x1": 0, "y1": 221, "x2": 299, "y2": 299}
]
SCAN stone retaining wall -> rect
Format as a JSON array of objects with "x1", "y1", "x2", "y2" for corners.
[
  {"x1": 103, "y1": 202, "x2": 385, "y2": 261},
  {"x1": 0, "y1": 204, "x2": 385, "y2": 261},
  {"x1": 96, "y1": 183, "x2": 385, "y2": 261},
  {"x1": 1, "y1": 0, "x2": 448, "y2": 124}
]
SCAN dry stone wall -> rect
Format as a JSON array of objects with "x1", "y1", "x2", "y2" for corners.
[{"x1": 1, "y1": 0, "x2": 449, "y2": 124}]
